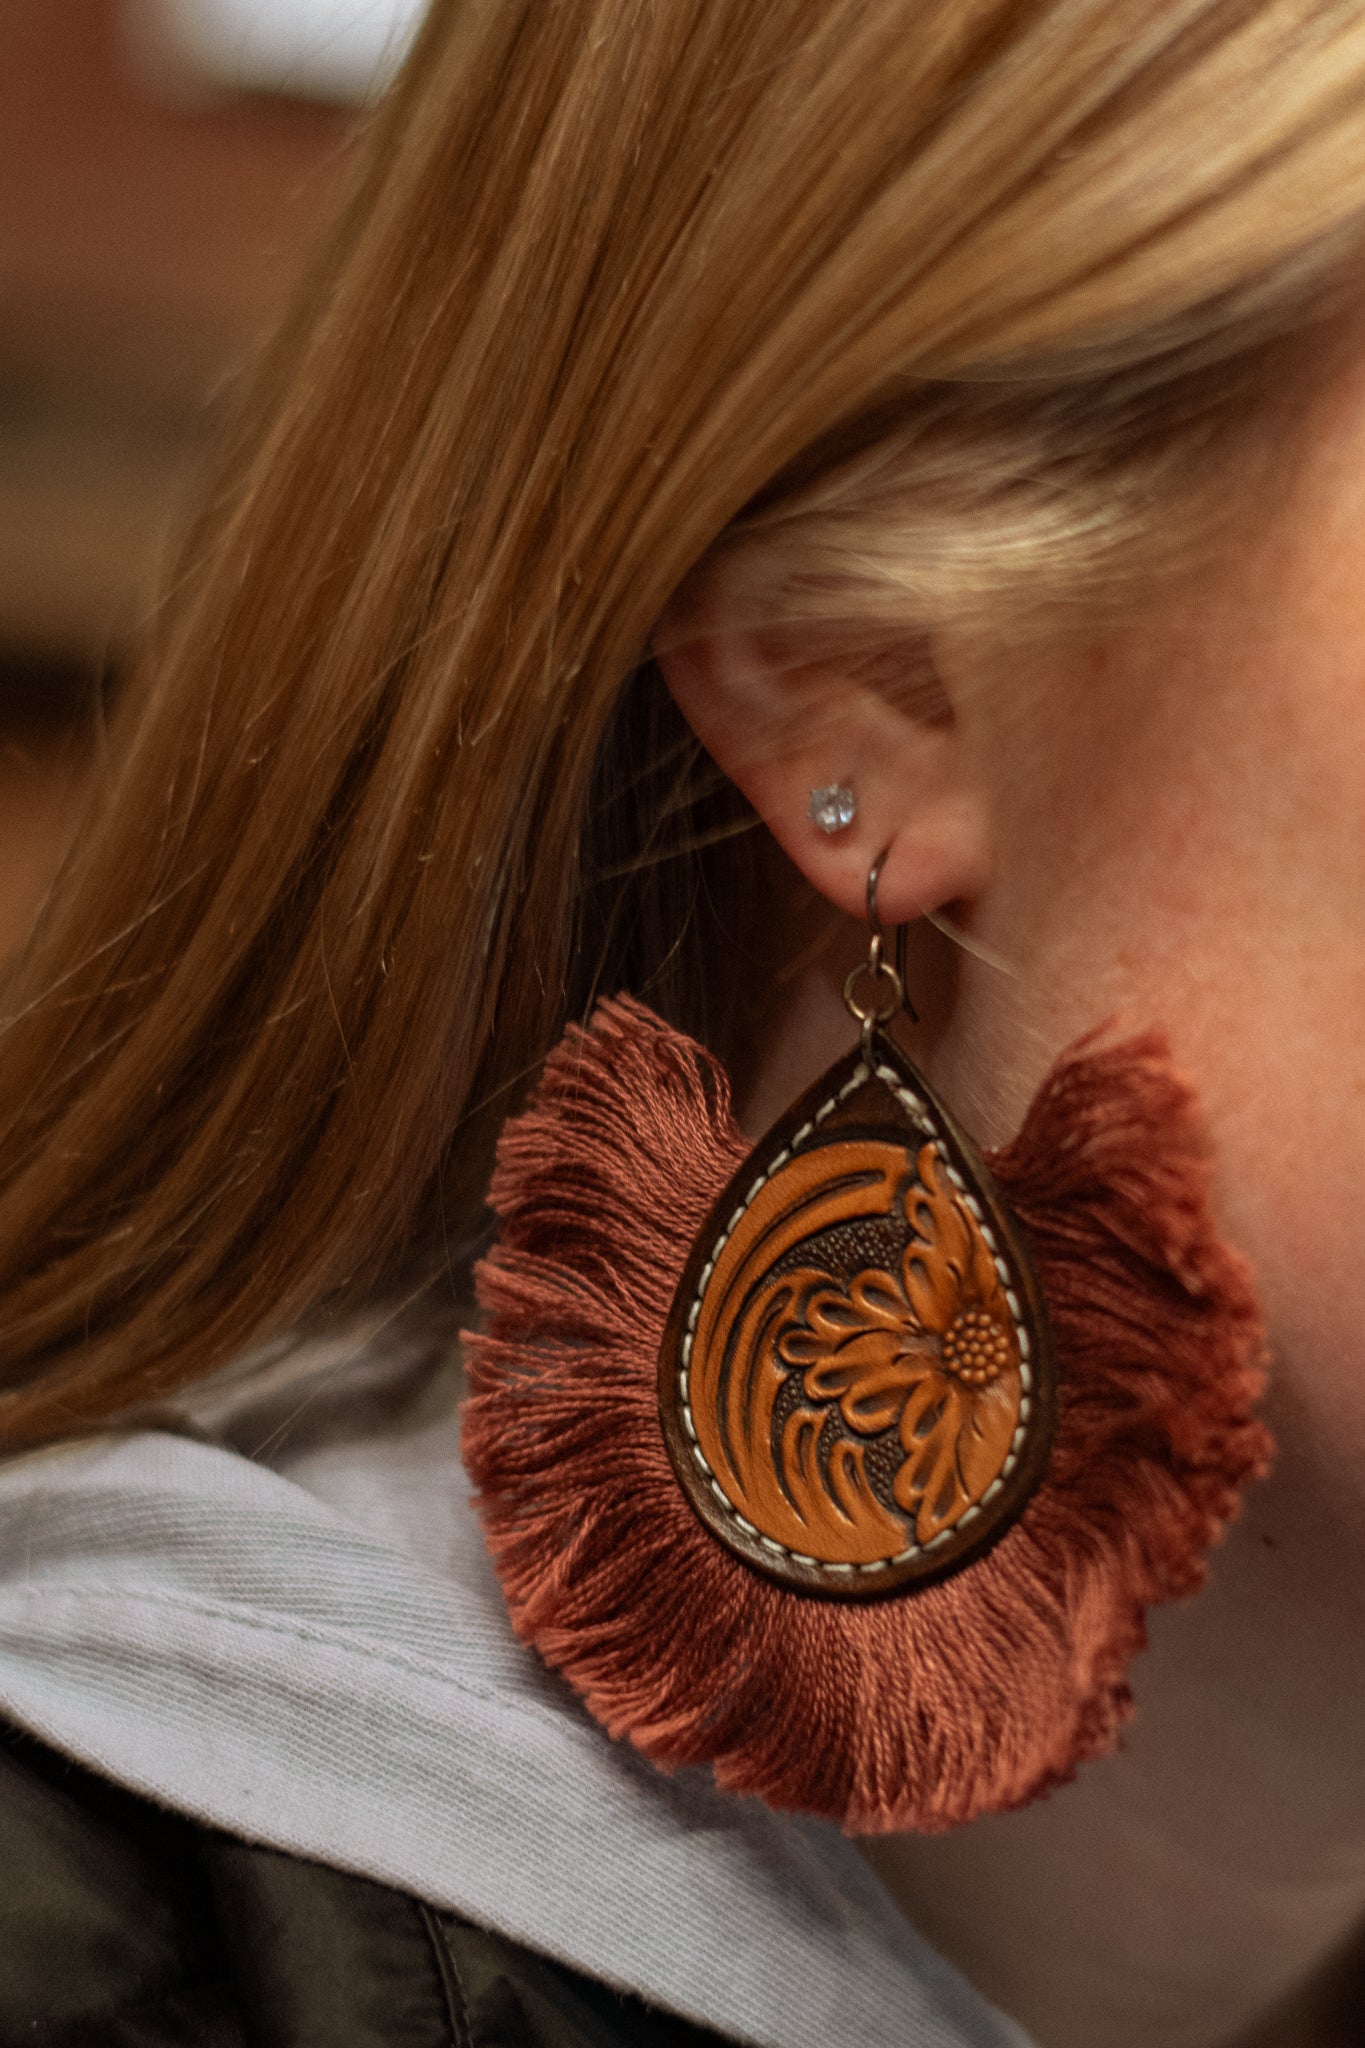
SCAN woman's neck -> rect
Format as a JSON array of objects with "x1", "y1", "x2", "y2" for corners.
[
  {"x1": 859, "y1": 1525, "x2": 1365, "y2": 2048},
  {"x1": 750, "y1": 933, "x2": 1365, "y2": 2048}
]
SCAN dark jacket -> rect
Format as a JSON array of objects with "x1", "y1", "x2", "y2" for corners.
[{"x1": 0, "y1": 1726, "x2": 733, "y2": 2048}]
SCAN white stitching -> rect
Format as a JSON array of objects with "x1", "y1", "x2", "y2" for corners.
[{"x1": 674, "y1": 1060, "x2": 1036, "y2": 1579}]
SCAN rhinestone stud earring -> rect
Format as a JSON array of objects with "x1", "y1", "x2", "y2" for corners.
[{"x1": 808, "y1": 783, "x2": 856, "y2": 834}]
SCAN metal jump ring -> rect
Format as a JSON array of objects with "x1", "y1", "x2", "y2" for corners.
[{"x1": 843, "y1": 957, "x2": 904, "y2": 1027}]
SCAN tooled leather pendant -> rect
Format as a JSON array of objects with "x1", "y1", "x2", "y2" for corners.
[{"x1": 658, "y1": 1028, "x2": 1057, "y2": 1597}]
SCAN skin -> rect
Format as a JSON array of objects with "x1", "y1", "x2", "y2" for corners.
[{"x1": 657, "y1": 316, "x2": 1365, "y2": 2048}]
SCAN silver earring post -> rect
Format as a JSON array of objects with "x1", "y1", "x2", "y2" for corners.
[{"x1": 808, "y1": 783, "x2": 856, "y2": 835}]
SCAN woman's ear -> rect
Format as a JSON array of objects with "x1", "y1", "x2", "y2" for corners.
[{"x1": 654, "y1": 559, "x2": 992, "y2": 926}]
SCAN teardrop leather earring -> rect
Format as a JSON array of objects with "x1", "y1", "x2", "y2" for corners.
[
  {"x1": 463, "y1": 860, "x2": 1271, "y2": 1834},
  {"x1": 659, "y1": 858, "x2": 1057, "y2": 1598}
]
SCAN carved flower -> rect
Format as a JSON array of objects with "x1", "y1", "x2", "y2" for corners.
[{"x1": 775, "y1": 1144, "x2": 1021, "y2": 1543}]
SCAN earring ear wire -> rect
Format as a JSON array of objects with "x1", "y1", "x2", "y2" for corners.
[{"x1": 862, "y1": 845, "x2": 919, "y2": 1024}]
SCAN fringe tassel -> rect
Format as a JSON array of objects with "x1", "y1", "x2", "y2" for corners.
[{"x1": 462, "y1": 998, "x2": 1270, "y2": 1833}]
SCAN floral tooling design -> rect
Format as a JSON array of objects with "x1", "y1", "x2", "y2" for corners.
[{"x1": 687, "y1": 1140, "x2": 1024, "y2": 1565}]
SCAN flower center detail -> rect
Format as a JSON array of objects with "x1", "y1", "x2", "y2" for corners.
[{"x1": 940, "y1": 1307, "x2": 1012, "y2": 1386}]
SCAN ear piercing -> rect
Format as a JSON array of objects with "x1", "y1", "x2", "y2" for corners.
[{"x1": 808, "y1": 783, "x2": 856, "y2": 835}]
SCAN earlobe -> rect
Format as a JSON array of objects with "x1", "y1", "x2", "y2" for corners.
[{"x1": 654, "y1": 578, "x2": 991, "y2": 926}]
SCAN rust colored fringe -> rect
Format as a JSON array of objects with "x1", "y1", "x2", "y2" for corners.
[{"x1": 462, "y1": 997, "x2": 1270, "y2": 1834}]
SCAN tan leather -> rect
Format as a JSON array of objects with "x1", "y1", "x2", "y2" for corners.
[{"x1": 658, "y1": 1039, "x2": 1054, "y2": 1598}]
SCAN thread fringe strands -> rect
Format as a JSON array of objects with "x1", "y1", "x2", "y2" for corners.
[{"x1": 462, "y1": 997, "x2": 1270, "y2": 1834}]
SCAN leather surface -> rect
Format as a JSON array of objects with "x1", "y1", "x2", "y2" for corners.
[
  {"x1": 0, "y1": 1726, "x2": 735, "y2": 2048},
  {"x1": 658, "y1": 1035, "x2": 1054, "y2": 1597}
]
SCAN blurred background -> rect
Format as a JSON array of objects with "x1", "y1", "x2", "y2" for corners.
[{"x1": 0, "y1": 0, "x2": 425, "y2": 959}]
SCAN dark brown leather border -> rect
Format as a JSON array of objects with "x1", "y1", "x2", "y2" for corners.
[{"x1": 656, "y1": 1029, "x2": 1057, "y2": 1601}]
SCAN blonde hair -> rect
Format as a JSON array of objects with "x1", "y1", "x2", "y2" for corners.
[{"x1": 1, "y1": 0, "x2": 1364, "y2": 1444}]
